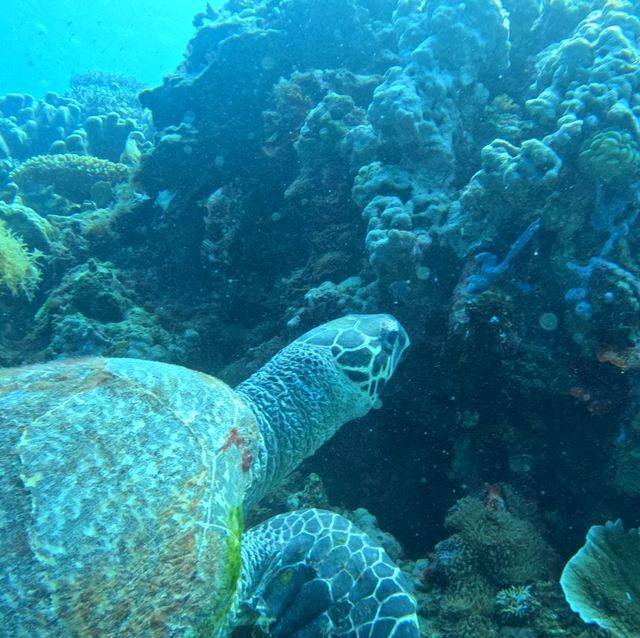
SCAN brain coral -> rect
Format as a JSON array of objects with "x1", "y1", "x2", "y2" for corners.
[
  {"x1": 579, "y1": 128, "x2": 640, "y2": 185},
  {"x1": 10, "y1": 153, "x2": 129, "y2": 202}
]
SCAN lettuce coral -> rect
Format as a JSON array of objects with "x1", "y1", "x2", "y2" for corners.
[
  {"x1": 561, "y1": 520, "x2": 640, "y2": 638},
  {"x1": 0, "y1": 219, "x2": 41, "y2": 299},
  {"x1": 9, "y1": 153, "x2": 129, "y2": 202}
]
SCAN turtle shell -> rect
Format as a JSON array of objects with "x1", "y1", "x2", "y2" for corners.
[{"x1": 0, "y1": 357, "x2": 261, "y2": 637}]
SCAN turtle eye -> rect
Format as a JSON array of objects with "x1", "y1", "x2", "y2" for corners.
[{"x1": 380, "y1": 327, "x2": 399, "y2": 354}]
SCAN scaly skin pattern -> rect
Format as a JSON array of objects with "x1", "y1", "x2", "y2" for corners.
[
  {"x1": 239, "y1": 509, "x2": 420, "y2": 637},
  {"x1": 0, "y1": 357, "x2": 260, "y2": 638},
  {"x1": 238, "y1": 314, "x2": 409, "y2": 507},
  {"x1": 0, "y1": 314, "x2": 412, "y2": 637}
]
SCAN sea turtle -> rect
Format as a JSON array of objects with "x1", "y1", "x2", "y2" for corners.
[{"x1": 0, "y1": 313, "x2": 418, "y2": 637}]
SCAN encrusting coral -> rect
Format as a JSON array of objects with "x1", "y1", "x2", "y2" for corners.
[{"x1": 579, "y1": 129, "x2": 640, "y2": 186}]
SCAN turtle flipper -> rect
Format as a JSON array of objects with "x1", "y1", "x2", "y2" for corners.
[{"x1": 239, "y1": 508, "x2": 419, "y2": 637}]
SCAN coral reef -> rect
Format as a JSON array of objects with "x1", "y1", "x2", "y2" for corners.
[
  {"x1": 34, "y1": 259, "x2": 195, "y2": 361},
  {"x1": 10, "y1": 153, "x2": 129, "y2": 203},
  {"x1": 0, "y1": 92, "x2": 82, "y2": 160},
  {"x1": 414, "y1": 486, "x2": 598, "y2": 637},
  {"x1": 0, "y1": 85, "x2": 149, "y2": 179},
  {"x1": 444, "y1": 488, "x2": 550, "y2": 586},
  {"x1": 3, "y1": 2, "x2": 640, "y2": 635},
  {"x1": 579, "y1": 129, "x2": 640, "y2": 186},
  {"x1": 0, "y1": 201, "x2": 57, "y2": 250},
  {"x1": 66, "y1": 70, "x2": 146, "y2": 121}
]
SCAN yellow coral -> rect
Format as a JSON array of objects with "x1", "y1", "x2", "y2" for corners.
[
  {"x1": 10, "y1": 153, "x2": 129, "y2": 202},
  {"x1": 0, "y1": 219, "x2": 42, "y2": 299}
]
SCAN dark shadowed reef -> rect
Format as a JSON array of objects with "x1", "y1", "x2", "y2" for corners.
[{"x1": 2, "y1": 0, "x2": 640, "y2": 635}]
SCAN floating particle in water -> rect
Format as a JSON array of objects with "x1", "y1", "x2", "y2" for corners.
[{"x1": 261, "y1": 56, "x2": 275, "y2": 71}]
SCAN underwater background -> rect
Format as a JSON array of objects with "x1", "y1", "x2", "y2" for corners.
[
  {"x1": 0, "y1": 0, "x2": 218, "y2": 96},
  {"x1": 1, "y1": 0, "x2": 639, "y2": 636}
]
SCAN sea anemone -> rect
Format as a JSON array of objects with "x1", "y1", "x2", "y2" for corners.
[{"x1": 495, "y1": 584, "x2": 541, "y2": 621}]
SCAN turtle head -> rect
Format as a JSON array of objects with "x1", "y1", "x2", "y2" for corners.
[
  {"x1": 297, "y1": 313, "x2": 410, "y2": 416},
  {"x1": 237, "y1": 314, "x2": 409, "y2": 504}
]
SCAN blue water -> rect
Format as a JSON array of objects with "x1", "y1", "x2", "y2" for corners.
[{"x1": 0, "y1": 0, "x2": 224, "y2": 97}]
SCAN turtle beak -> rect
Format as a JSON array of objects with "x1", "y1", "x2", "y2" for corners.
[
  {"x1": 363, "y1": 316, "x2": 409, "y2": 403},
  {"x1": 378, "y1": 316, "x2": 410, "y2": 374}
]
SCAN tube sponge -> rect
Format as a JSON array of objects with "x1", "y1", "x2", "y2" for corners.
[{"x1": 560, "y1": 520, "x2": 640, "y2": 638}]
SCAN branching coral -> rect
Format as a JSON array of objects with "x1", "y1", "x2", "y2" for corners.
[
  {"x1": 67, "y1": 70, "x2": 145, "y2": 120},
  {"x1": 10, "y1": 153, "x2": 129, "y2": 203}
]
